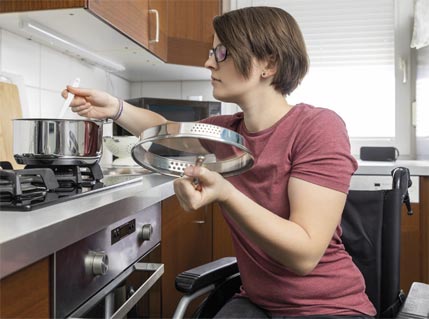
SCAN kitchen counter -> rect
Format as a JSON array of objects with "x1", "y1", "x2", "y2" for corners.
[
  {"x1": 0, "y1": 173, "x2": 175, "y2": 280},
  {"x1": 355, "y1": 160, "x2": 429, "y2": 176}
]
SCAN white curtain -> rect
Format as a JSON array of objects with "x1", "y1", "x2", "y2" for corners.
[{"x1": 411, "y1": 0, "x2": 429, "y2": 49}]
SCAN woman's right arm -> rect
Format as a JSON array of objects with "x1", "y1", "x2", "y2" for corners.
[{"x1": 62, "y1": 86, "x2": 167, "y2": 136}]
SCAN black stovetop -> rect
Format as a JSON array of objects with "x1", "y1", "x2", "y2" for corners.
[{"x1": 0, "y1": 162, "x2": 142, "y2": 211}]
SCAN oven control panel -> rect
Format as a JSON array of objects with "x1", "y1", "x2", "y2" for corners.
[{"x1": 111, "y1": 219, "x2": 136, "y2": 245}]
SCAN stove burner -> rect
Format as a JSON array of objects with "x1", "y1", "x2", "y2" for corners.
[
  {"x1": 0, "y1": 162, "x2": 106, "y2": 211},
  {"x1": 0, "y1": 161, "x2": 13, "y2": 170},
  {"x1": 25, "y1": 162, "x2": 104, "y2": 186},
  {"x1": 0, "y1": 168, "x2": 59, "y2": 196}
]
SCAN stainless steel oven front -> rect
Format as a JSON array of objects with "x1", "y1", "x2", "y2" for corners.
[{"x1": 53, "y1": 202, "x2": 163, "y2": 318}]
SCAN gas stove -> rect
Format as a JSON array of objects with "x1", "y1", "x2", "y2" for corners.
[{"x1": 0, "y1": 161, "x2": 143, "y2": 211}]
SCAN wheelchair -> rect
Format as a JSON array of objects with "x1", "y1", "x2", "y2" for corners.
[{"x1": 173, "y1": 167, "x2": 429, "y2": 319}]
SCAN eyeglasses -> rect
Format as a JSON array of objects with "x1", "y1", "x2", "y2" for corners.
[{"x1": 208, "y1": 44, "x2": 228, "y2": 63}]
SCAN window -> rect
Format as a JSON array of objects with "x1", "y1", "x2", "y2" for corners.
[{"x1": 235, "y1": 0, "x2": 414, "y2": 157}]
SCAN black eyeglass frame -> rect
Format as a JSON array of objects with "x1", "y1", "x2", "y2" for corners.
[{"x1": 208, "y1": 44, "x2": 228, "y2": 63}]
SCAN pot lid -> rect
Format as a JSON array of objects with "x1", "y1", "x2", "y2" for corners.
[{"x1": 131, "y1": 122, "x2": 254, "y2": 177}]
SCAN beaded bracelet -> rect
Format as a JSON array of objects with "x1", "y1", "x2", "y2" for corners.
[{"x1": 111, "y1": 98, "x2": 124, "y2": 121}]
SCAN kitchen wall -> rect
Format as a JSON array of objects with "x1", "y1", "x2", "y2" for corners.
[
  {"x1": 0, "y1": 28, "x2": 129, "y2": 164},
  {"x1": 0, "y1": 29, "x2": 129, "y2": 119},
  {"x1": 0, "y1": 28, "x2": 237, "y2": 117},
  {"x1": 0, "y1": 28, "x2": 237, "y2": 165},
  {"x1": 416, "y1": 45, "x2": 429, "y2": 160}
]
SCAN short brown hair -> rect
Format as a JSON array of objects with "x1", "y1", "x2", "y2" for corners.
[{"x1": 213, "y1": 6, "x2": 309, "y2": 96}]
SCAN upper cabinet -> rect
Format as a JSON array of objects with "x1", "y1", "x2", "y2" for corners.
[
  {"x1": 0, "y1": 0, "x2": 220, "y2": 67},
  {"x1": 0, "y1": 0, "x2": 86, "y2": 12},
  {"x1": 87, "y1": 0, "x2": 167, "y2": 61},
  {"x1": 148, "y1": 0, "x2": 168, "y2": 61},
  {"x1": 167, "y1": 0, "x2": 221, "y2": 67},
  {"x1": 87, "y1": 1, "x2": 150, "y2": 54}
]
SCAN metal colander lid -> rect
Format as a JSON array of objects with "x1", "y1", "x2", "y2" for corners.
[{"x1": 131, "y1": 122, "x2": 254, "y2": 177}]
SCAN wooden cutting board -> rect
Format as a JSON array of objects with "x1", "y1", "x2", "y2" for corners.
[{"x1": 0, "y1": 82, "x2": 24, "y2": 169}]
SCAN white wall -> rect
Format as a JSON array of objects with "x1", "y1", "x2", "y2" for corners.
[
  {"x1": 0, "y1": 28, "x2": 240, "y2": 118},
  {"x1": 0, "y1": 28, "x2": 240, "y2": 165},
  {"x1": 0, "y1": 29, "x2": 130, "y2": 118},
  {"x1": 416, "y1": 45, "x2": 429, "y2": 160},
  {"x1": 0, "y1": 29, "x2": 131, "y2": 165}
]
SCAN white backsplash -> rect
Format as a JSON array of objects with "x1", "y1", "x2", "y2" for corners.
[{"x1": 0, "y1": 28, "x2": 240, "y2": 166}]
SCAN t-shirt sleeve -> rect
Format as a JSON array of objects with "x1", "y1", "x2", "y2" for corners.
[{"x1": 290, "y1": 109, "x2": 358, "y2": 194}]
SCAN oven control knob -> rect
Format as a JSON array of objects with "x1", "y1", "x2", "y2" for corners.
[
  {"x1": 140, "y1": 224, "x2": 153, "y2": 241},
  {"x1": 92, "y1": 252, "x2": 109, "y2": 276}
]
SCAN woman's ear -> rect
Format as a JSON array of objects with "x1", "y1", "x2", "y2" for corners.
[{"x1": 261, "y1": 56, "x2": 277, "y2": 78}]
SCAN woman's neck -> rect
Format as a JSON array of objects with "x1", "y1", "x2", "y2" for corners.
[{"x1": 240, "y1": 92, "x2": 293, "y2": 133}]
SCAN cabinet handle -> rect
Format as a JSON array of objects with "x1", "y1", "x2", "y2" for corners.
[
  {"x1": 193, "y1": 220, "x2": 205, "y2": 224},
  {"x1": 149, "y1": 9, "x2": 160, "y2": 43},
  {"x1": 193, "y1": 205, "x2": 209, "y2": 224}
]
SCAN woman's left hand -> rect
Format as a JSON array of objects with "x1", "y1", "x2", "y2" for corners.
[{"x1": 173, "y1": 166, "x2": 232, "y2": 211}]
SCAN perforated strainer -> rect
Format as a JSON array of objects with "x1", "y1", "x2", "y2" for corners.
[{"x1": 131, "y1": 122, "x2": 254, "y2": 177}]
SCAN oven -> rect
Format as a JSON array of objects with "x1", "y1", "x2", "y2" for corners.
[
  {"x1": 0, "y1": 160, "x2": 164, "y2": 318},
  {"x1": 53, "y1": 202, "x2": 163, "y2": 318}
]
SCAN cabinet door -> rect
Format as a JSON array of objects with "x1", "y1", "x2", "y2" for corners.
[
  {"x1": 400, "y1": 203, "x2": 421, "y2": 294},
  {"x1": 167, "y1": 0, "x2": 221, "y2": 67},
  {"x1": 213, "y1": 203, "x2": 235, "y2": 259},
  {"x1": 0, "y1": 0, "x2": 85, "y2": 13},
  {"x1": 148, "y1": 0, "x2": 168, "y2": 61},
  {"x1": 161, "y1": 195, "x2": 213, "y2": 318},
  {"x1": 88, "y1": 0, "x2": 149, "y2": 48},
  {"x1": 0, "y1": 258, "x2": 50, "y2": 318}
]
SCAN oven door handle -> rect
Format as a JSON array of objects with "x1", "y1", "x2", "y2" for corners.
[
  {"x1": 110, "y1": 262, "x2": 164, "y2": 319},
  {"x1": 69, "y1": 262, "x2": 164, "y2": 319}
]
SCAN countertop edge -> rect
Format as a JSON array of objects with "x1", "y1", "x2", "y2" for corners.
[{"x1": 355, "y1": 160, "x2": 429, "y2": 176}]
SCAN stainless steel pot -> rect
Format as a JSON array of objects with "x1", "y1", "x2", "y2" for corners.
[{"x1": 13, "y1": 118, "x2": 103, "y2": 166}]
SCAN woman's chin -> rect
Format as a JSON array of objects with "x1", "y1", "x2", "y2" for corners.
[{"x1": 213, "y1": 91, "x2": 236, "y2": 104}]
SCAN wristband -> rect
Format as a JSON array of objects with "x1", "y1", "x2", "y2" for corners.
[{"x1": 111, "y1": 98, "x2": 124, "y2": 121}]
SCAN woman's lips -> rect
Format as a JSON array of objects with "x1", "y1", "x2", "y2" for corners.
[{"x1": 211, "y1": 76, "x2": 221, "y2": 83}]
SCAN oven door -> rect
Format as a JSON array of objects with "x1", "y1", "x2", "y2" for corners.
[
  {"x1": 69, "y1": 245, "x2": 163, "y2": 319},
  {"x1": 54, "y1": 203, "x2": 162, "y2": 318}
]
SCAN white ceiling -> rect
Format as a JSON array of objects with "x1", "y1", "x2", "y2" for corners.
[{"x1": 0, "y1": 8, "x2": 211, "y2": 82}]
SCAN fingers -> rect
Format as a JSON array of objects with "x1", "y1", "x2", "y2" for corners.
[
  {"x1": 173, "y1": 165, "x2": 223, "y2": 211},
  {"x1": 173, "y1": 176, "x2": 202, "y2": 211},
  {"x1": 72, "y1": 103, "x2": 93, "y2": 116},
  {"x1": 66, "y1": 86, "x2": 92, "y2": 96},
  {"x1": 183, "y1": 165, "x2": 208, "y2": 181},
  {"x1": 61, "y1": 87, "x2": 90, "y2": 107}
]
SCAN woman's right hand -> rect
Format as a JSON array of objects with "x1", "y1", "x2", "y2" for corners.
[{"x1": 61, "y1": 86, "x2": 119, "y2": 120}]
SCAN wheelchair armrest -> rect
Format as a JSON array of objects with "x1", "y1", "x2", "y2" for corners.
[{"x1": 175, "y1": 257, "x2": 238, "y2": 294}]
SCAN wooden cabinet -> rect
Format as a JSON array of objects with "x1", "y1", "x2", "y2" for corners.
[
  {"x1": 0, "y1": 0, "x2": 85, "y2": 12},
  {"x1": 0, "y1": 0, "x2": 220, "y2": 66},
  {"x1": 400, "y1": 176, "x2": 429, "y2": 293},
  {"x1": 87, "y1": 0, "x2": 167, "y2": 61},
  {"x1": 213, "y1": 202, "x2": 235, "y2": 259},
  {"x1": 167, "y1": 0, "x2": 221, "y2": 67},
  {"x1": 161, "y1": 195, "x2": 213, "y2": 318},
  {"x1": 148, "y1": 0, "x2": 168, "y2": 60},
  {"x1": 88, "y1": 0, "x2": 150, "y2": 52},
  {"x1": 0, "y1": 257, "x2": 50, "y2": 318}
]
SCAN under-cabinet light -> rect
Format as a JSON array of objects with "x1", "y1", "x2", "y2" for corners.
[{"x1": 20, "y1": 19, "x2": 126, "y2": 72}]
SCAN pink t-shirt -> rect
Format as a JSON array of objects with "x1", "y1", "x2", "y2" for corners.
[{"x1": 201, "y1": 104, "x2": 376, "y2": 316}]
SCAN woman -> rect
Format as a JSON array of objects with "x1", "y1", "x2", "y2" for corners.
[{"x1": 63, "y1": 6, "x2": 375, "y2": 318}]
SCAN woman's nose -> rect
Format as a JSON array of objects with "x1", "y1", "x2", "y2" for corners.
[{"x1": 204, "y1": 55, "x2": 217, "y2": 69}]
